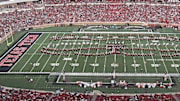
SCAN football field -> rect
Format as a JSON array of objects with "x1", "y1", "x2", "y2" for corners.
[{"x1": 9, "y1": 32, "x2": 180, "y2": 75}]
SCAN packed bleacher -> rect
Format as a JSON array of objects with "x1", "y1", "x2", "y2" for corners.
[
  {"x1": 0, "y1": 0, "x2": 179, "y2": 39},
  {"x1": 0, "y1": 86, "x2": 53, "y2": 100},
  {"x1": 43, "y1": 0, "x2": 180, "y2": 4},
  {"x1": 0, "y1": 86, "x2": 179, "y2": 101}
]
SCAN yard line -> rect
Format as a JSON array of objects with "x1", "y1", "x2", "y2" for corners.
[
  {"x1": 30, "y1": 33, "x2": 58, "y2": 72},
  {"x1": 82, "y1": 34, "x2": 95, "y2": 72},
  {"x1": 152, "y1": 34, "x2": 168, "y2": 73},
  {"x1": 58, "y1": 33, "x2": 78, "y2": 73},
  {"x1": 123, "y1": 35, "x2": 127, "y2": 72},
  {"x1": 146, "y1": 35, "x2": 158, "y2": 73},
  {"x1": 130, "y1": 33, "x2": 137, "y2": 73},
  {"x1": 51, "y1": 33, "x2": 69, "y2": 72},
  {"x1": 93, "y1": 35, "x2": 101, "y2": 73},
  {"x1": 163, "y1": 34, "x2": 179, "y2": 73},
  {"x1": 103, "y1": 34, "x2": 109, "y2": 73},
  {"x1": 114, "y1": 39, "x2": 117, "y2": 63},
  {"x1": 138, "y1": 34, "x2": 147, "y2": 73},
  {"x1": 40, "y1": 33, "x2": 66, "y2": 72},
  {"x1": 19, "y1": 34, "x2": 50, "y2": 72},
  {"x1": 156, "y1": 46, "x2": 169, "y2": 73},
  {"x1": 72, "y1": 36, "x2": 85, "y2": 72},
  {"x1": 51, "y1": 35, "x2": 69, "y2": 72},
  {"x1": 33, "y1": 75, "x2": 42, "y2": 88}
]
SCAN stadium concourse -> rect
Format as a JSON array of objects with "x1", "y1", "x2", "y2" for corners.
[
  {"x1": 0, "y1": 0, "x2": 180, "y2": 39},
  {"x1": 0, "y1": 86, "x2": 179, "y2": 101}
]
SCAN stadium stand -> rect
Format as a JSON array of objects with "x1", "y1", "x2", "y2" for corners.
[
  {"x1": 43, "y1": 0, "x2": 180, "y2": 4},
  {"x1": 175, "y1": 94, "x2": 180, "y2": 100},
  {"x1": 0, "y1": 3, "x2": 179, "y2": 39},
  {"x1": 0, "y1": 86, "x2": 53, "y2": 100},
  {"x1": 0, "y1": 86, "x2": 179, "y2": 101}
]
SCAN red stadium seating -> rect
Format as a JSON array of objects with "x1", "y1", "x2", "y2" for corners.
[
  {"x1": 0, "y1": 2, "x2": 179, "y2": 39},
  {"x1": 0, "y1": 86, "x2": 179, "y2": 101}
]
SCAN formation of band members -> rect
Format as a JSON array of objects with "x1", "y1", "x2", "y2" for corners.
[{"x1": 50, "y1": 34, "x2": 180, "y2": 42}]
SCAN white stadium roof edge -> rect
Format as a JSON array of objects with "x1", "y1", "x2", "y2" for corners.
[{"x1": 0, "y1": 0, "x2": 39, "y2": 6}]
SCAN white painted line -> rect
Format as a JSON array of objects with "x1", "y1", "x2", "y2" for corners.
[
  {"x1": 103, "y1": 34, "x2": 109, "y2": 73},
  {"x1": 19, "y1": 34, "x2": 50, "y2": 72},
  {"x1": 82, "y1": 34, "x2": 95, "y2": 72},
  {"x1": 8, "y1": 33, "x2": 31, "y2": 72},
  {"x1": 152, "y1": 34, "x2": 168, "y2": 73},
  {"x1": 40, "y1": 33, "x2": 65, "y2": 72},
  {"x1": 57, "y1": 33, "x2": 78, "y2": 73},
  {"x1": 93, "y1": 34, "x2": 101, "y2": 73},
  {"x1": 138, "y1": 34, "x2": 147, "y2": 73},
  {"x1": 130, "y1": 33, "x2": 137, "y2": 73},
  {"x1": 1, "y1": 33, "x2": 29, "y2": 61},
  {"x1": 71, "y1": 38, "x2": 84, "y2": 72},
  {"x1": 146, "y1": 35, "x2": 158, "y2": 73},
  {"x1": 123, "y1": 35, "x2": 127, "y2": 72},
  {"x1": 30, "y1": 33, "x2": 56, "y2": 72},
  {"x1": 51, "y1": 33, "x2": 66, "y2": 72},
  {"x1": 163, "y1": 34, "x2": 179, "y2": 73}
]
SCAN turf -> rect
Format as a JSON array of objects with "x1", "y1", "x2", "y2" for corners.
[
  {"x1": 9, "y1": 32, "x2": 180, "y2": 74},
  {"x1": 0, "y1": 75, "x2": 179, "y2": 93},
  {"x1": 0, "y1": 26, "x2": 180, "y2": 93}
]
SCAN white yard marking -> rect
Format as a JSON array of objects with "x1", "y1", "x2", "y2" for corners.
[
  {"x1": 40, "y1": 33, "x2": 66, "y2": 72},
  {"x1": 138, "y1": 34, "x2": 147, "y2": 73},
  {"x1": 123, "y1": 35, "x2": 127, "y2": 72},
  {"x1": 30, "y1": 33, "x2": 57, "y2": 72},
  {"x1": 58, "y1": 34, "x2": 78, "y2": 73},
  {"x1": 56, "y1": 30, "x2": 79, "y2": 83},
  {"x1": 103, "y1": 34, "x2": 109, "y2": 73},
  {"x1": 164, "y1": 34, "x2": 179, "y2": 73},
  {"x1": 61, "y1": 34, "x2": 77, "y2": 72},
  {"x1": 82, "y1": 34, "x2": 95, "y2": 72},
  {"x1": 19, "y1": 34, "x2": 50, "y2": 72},
  {"x1": 71, "y1": 39, "x2": 84, "y2": 72},
  {"x1": 55, "y1": 36, "x2": 77, "y2": 83},
  {"x1": 114, "y1": 39, "x2": 117, "y2": 63},
  {"x1": 51, "y1": 42, "x2": 67, "y2": 72},
  {"x1": 147, "y1": 59, "x2": 180, "y2": 61},
  {"x1": 93, "y1": 34, "x2": 101, "y2": 73},
  {"x1": 146, "y1": 35, "x2": 158, "y2": 73},
  {"x1": 130, "y1": 33, "x2": 137, "y2": 73},
  {"x1": 9, "y1": 34, "x2": 41, "y2": 72},
  {"x1": 152, "y1": 34, "x2": 168, "y2": 73}
]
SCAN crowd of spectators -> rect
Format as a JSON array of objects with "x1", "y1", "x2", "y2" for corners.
[
  {"x1": 0, "y1": 86, "x2": 52, "y2": 100},
  {"x1": 43, "y1": 0, "x2": 180, "y2": 4},
  {"x1": 0, "y1": 1, "x2": 179, "y2": 39},
  {"x1": 0, "y1": 86, "x2": 179, "y2": 100}
]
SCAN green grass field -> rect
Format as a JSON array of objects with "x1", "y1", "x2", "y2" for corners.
[
  {"x1": 0, "y1": 75, "x2": 179, "y2": 93},
  {"x1": 9, "y1": 32, "x2": 180, "y2": 74},
  {"x1": 0, "y1": 26, "x2": 180, "y2": 93}
]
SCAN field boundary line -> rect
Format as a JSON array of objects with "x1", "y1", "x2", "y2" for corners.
[
  {"x1": 0, "y1": 33, "x2": 29, "y2": 61},
  {"x1": 30, "y1": 31, "x2": 179, "y2": 35},
  {"x1": 39, "y1": 33, "x2": 64, "y2": 72},
  {"x1": 0, "y1": 72, "x2": 180, "y2": 77},
  {"x1": 9, "y1": 33, "x2": 43, "y2": 72},
  {"x1": 19, "y1": 34, "x2": 50, "y2": 72}
]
